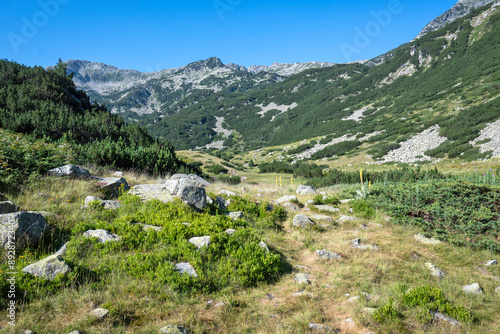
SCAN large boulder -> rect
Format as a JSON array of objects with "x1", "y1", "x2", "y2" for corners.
[
  {"x1": 129, "y1": 184, "x2": 174, "y2": 203},
  {"x1": 47, "y1": 164, "x2": 90, "y2": 178},
  {"x1": 22, "y1": 254, "x2": 70, "y2": 281},
  {"x1": 172, "y1": 174, "x2": 211, "y2": 187},
  {"x1": 165, "y1": 179, "x2": 207, "y2": 210},
  {"x1": 94, "y1": 177, "x2": 129, "y2": 197},
  {"x1": 0, "y1": 212, "x2": 50, "y2": 249},
  {"x1": 0, "y1": 201, "x2": 19, "y2": 214},
  {"x1": 296, "y1": 185, "x2": 317, "y2": 195},
  {"x1": 293, "y1": 214, "x2": 315, "y2": 228}
]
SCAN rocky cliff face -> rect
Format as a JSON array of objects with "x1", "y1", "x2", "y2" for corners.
[{"x1": 416, "y1": 0, "x2": 497, "y2": 38}]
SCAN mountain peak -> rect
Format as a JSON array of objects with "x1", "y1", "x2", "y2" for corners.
[{"x1": 416, "y1": 0, "x2": 496, "y2": 38}]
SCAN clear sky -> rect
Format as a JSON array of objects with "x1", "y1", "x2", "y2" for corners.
[{"x1": 1, "y1": 0, "x2": 458, "y2": 72}]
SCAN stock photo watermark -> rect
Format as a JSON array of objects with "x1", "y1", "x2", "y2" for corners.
[
  {"x1": 340, "y1": 0, "x2": 403, "y2": 62},
  {"x1": 5, "y1": 220, "x2": 18, "y2": 326},
  {"x1": 213, "y1": 0, "x2": 243, "y2": 21},
  {"x1": 7, "y1": 0, "x2": 71, "y2": 54}
]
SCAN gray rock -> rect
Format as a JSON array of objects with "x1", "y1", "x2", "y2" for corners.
[
  {"x1": 363, "y1": 307, "x2": 378, "y2": 314},
  {"x1": 0, "y1": 201, "x2": 19, "y2": 214},
  {"x1": 102, "y1": 200, "x2": 121, "y2": 210},
  {"x1": 159, "y1": 325, "x2": 188, "y2": 334},
  {"x1": 22, "y1": 331, "x2": 35, "y2": 334},
  {"x1": 347, "y1": 296, "x2": 361, "y2": 303},
  {"x1": 165, "y1": 178, "x2": 207, "y2": 210},
  {"x1": 295, "y1": 273, "x2": 310, "y2": 284},
  {"x1": 495, "y1": 287, "x2": 500, "y2": 295},
  {"x1": 189, "y1": 236, "x2": 211, "y2": 249},
  {"x1": 0, "y1": 212, "x2": 50, "y2": 249},
  {"x1": 350, "y1": 238, "x2": 361, "y2": 245},
  {"x1": 174, "y1": 262, "x2": 198, "y2": 277},
  {"x1": 293, "y1": 214, "x2": 315, "y2": 228},
  {"x1": 47, "y1": 164, "x2": 90, "y2": 178},
  {"x1": 283, "y1": 202, "x2": 300, "y2": 211},
  {"x1": 414, "y1": 234, "x2": 441, "y2": 245},
  {"x1": 225, "y1": 229, "x2": 236, "y2": 235},
  {"x1": 218, "y1": 190, "x2": 236, "y2": 197},
  {"x1": 425, "y1": 262, "x2": 445, "y2": 278},
  {"x1": 131, "y1": 223, "x2": 163, "y2": 232},
  {"x1": 206, "y1": 196, "x2": 214, "y2": 205},
  {"x1": 54, "y1": 242, "x2": 69, "y2": 257},
  {"x1": 129, "y1": 184, "x2": 174, "y2": 203},
  {"x1": 22, "y1": 254, "x2": 70, "y2": 280},
  {"x1": 94, "y1": 177, "x2": 129, "y2": 196},
  {"x1": 228, "y1": 211, "x2": 243, "y2": 220},
  {"x1": 316, "y1": 249, "x2": 342, "y2": 260},
  {"x1": 336, "y1": 215, "x2": 357, "y2": 223},
  {"x1": 215, "y1": 196, "x2": 227, "y2": 209},
  {"x1": 345, "y1": 318, "x2": 355, "y2": 324},
  {"x1": 188, "y1": 174, "x2": 211, "y2": 187},
  {"x1": 296, "y1": 185, "x2": 316, "y2": 195},
  {"x1": 463, "y1": 283, "x2": 483, "y2": 295},
  {"x1": 276, "y1": 195, "x2": 298, "y2": 204},
  {"x1": 292, "y1": 290, "x2": 314, "y2": 297},
  {"x1": 305, "y1": 199, "x2": 315, "y2": 207},
  {"x1": 340, "y1": 199, "x2": 353, "y2": 204},
  {"x1": 485, "y1": 260, "x2": 497, "y2": 266},
  {"x1": 89, "y1": 308, "x2": 109, "y2": 320},
  {"x1": 308, "y1": 323, "x2": 334, "y2": 332},
  {"x1": 314, "y1": 205, "x2": 340, "y2": 213},
  {"x1": 353, "y1": 244, "x2": 379, "y2": 250},
  {"x1": 113, "y1": 171, "x2": 123, "y2": 177},
  {"x1": 83, "y1": 229, "x2": 121, "y2": 243},
  {"x1": 84, "y1": 196, "x2": 102, "y2": 207},
  {"x1": 308, "y1": 214, "x2": 333, "y2": 223},
  {"x1": 259, "y1": 241, "x2": 269, "y2": 252},
  {"x1": 431, "y1": 312, "x2": 461, "y2": 326}
]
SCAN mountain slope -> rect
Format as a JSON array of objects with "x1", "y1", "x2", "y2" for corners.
[{"x1": 140, "y1": 1, "x2": 500, "y2": 163}]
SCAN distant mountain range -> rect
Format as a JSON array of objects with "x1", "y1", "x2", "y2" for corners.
[{"x1": 65, "y1": 0, "x2": 500, "y2": 163}]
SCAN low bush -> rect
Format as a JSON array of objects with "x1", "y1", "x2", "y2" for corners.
[{"x1": 217, "y1": 174, "x2": 241, "y2": 185}]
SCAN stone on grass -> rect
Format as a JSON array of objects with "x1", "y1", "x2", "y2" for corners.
[
  {"x1": 89, "y1": 308, "x2": 109, "y2": 320},
  {"x1": 485, "y1": 260, "x2": 497, "y2": 266},
  {"x1": 259, "y1": 241, "x2": 269, "y2": 252},
  {"x1": 431, "y1": 312, "x2": 461, "y2": 326},
  {"x1": 138, "y1": 224, "x2": 163, "y2": 232},
  {"x1": 54, "y1": 242, "x2": 69, "y2": 257},
  {"x1": 296, "y1": 185, "x2": 316, "y2": 195},
  {"x1": 336, "y1": 215, "x2": 357, "y2": 223},
  {"x1": 283, "y1": 202, "x2": 300, "y2": 211},
  {"x1": 84, "y1": 196, "x2": 101, "y2": 207},
  {"x1": 22, "y1": 331, "x2": 35, "y2": 334},
  {"x1": 165, "y1": 178, "x2": 207, "y2": 210},
  {"x1": 68, "y1": 331, "x2": 82, "y2": 334},
  {"x1": 293, "y1": 214, "x2": 315, "y2": 228},
  {"x1": 463, "y1": 283, "x2": 483, "y2": 295},
  {"x1": 129, "y1": 184, "x2": 175, "y2": 203},
  {"x1": 94, "y1": 177, "x2": 129, "y2": 197},
  {"x1": 308, "y1": 323, "x2": 334, "y2": 332},
  {"x1": 293, "y1": 290, "x2": 314, "y2": 297},
  {"x1": 295, "y1": 273, "x2": 310, "y2": 285},
  {"x1": 425, "y1": 262, "x2": 444, "y2": 278},
  {"x1": 228, "y1": 211, "x2": 243, "y2": 220},
  {"x1": 172, "y1": 174, "x2": 211, "y2": 187},
  {"x1": 316, "y1": 249, "x2": 342, "y2": 260},
  {"x1": 353, "y1": 244, "x2": 379, "y2": 250},
  {"x1": 22, "y1": 254, "x2": 70, "y2": 281},
  {"x1": 314, "y1": 205, "x2": 340, "y2": 213},
  {"x1": 345, "y1": 318, "x2": 355, "y2": 324},
  {"x1": 308, "y1": 214, "x2": 333, "y2": 223},
  {"x1": 83, "y1": 229, "x2": 121, "y2": 243},
  {"x1": 0, "y1": 212, "x2": 50, "y2": 249},
  {"x1": 340, "y1": 199, "x2": 353, "y2": 204},
  {"x1": 305, "y1": 199, "x2": 315, "y2": 207},
  {"x1": 174, "y1": 262, "x2": 198, "y2": 277},
  {"x1": 414, "y1": 234, "x2": 441, "y2": 245},
  {"x1": 363, "y1": 307, "x2": 378, "y2": 314},
  {"x1": 215, "y1": 196, "x2": 227, "y2": 209},
  {"x1": 495, "y1": 287, "x2": 500, "y2": 295},
  {"x1": 225, "y1": 229, "x2": 236, "y2": 235},
  {"x1": 0, "y1": 201, "x2": 19, "y2": 214},
  {"x1": 47, "y1": 164, "x2": 90, "y2": 178},
  {"x1": 159, "y1": 325, "x2": 188, "y2": 334},
  {"x1": 84, "y1": 196, "x2": 121, "y2": 210},
  {"x1": 276, "y1": 195, "x2": 298, "y2": 204},
  {"x1": 218, "y1": 190, "x2": 236, "y2": 197},
  {"x1": 206, "y1": 196, "x2": 214, "y2": 205},
  {"x1": 113, "y1": 171, "x2": 123, "y2": 177},
  {"x1": 347, "y1": 296, "x2": 361, "y2": 303},
  {"x1": 189, "y1": 236, "x2": 211, "y2": 249}
]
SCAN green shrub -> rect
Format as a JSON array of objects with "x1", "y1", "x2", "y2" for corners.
[
  {"x1": 373, "y1": 298, "x2": 402, "y2": 323},
  {"x1": 351, "y1": 199, "x2": 376, "y2": 219},
  {"x1": 205, "y1": 164, "x2": 228, "y2": 174},
  {"x1": 217, "y1": 174, "x2": 241, "y2": 185},
  {"x1": 312, "y1": 194, "x2": 340, "y2": 205}
]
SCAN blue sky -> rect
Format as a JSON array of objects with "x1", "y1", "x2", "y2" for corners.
[{"x1": 1, "y1": 0, "x2": 457, "y2": 71}]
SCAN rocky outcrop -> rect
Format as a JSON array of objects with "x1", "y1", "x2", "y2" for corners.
[
  {"x1": 47, "y1": 165, "x2": 90, "y2": 178},
  {"x1": 165, "y1": 178, "x2": 207, "y2": 210},
  {"x1": 22, "y1": 254, "x2": 71, "y2": 280},
  {"x1": 128, "y1": 184, "x2": 174, "y2": 203},
  {"x1": 83, "y1": 229, "x2": 121, "y2": 243},
  {"x1": 0, "y1": 212, "x2": 50, "y2": 249}
]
